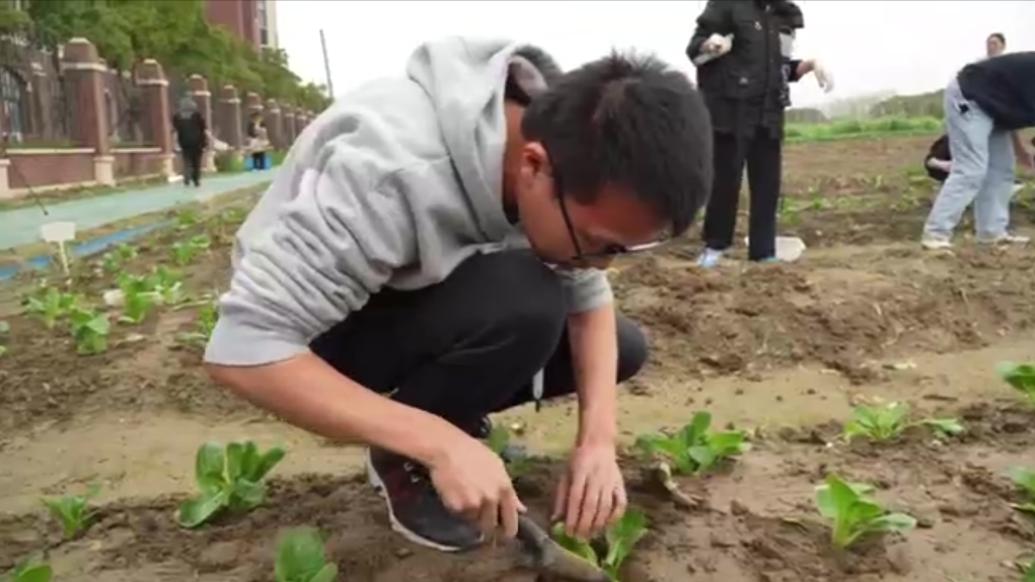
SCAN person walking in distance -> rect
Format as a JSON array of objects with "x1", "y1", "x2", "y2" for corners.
[
  {"x1": 203, "y1": 39, "x2": 713, "y2": 552},
  {"x1": 172, "y1": 96, "x2": 207, "y2": 187},
  {"x1": 247, "y1": 112, "x2": 268, "y2": 170},
  {"x1": 921, "y1": 52, "x2": 1035, "y2": 249},
  {"x1": 687, "y1": 0, "x2": 832, "y2": 268}
]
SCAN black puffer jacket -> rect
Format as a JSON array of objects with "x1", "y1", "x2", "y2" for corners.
[{"x1": 687, "y1": 0, "x2": 804, "y2": 138}]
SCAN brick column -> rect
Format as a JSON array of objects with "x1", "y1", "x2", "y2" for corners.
[
  {"x1": 62, "y1": 38, "x2": 113, "y2": 185},
  {"x1": 136, "y1": 58, "x2": 173, "y2": 177},
  {"x1": 263, "y1": 98, "x2": 283, "y2": 150},
  {"x1": 188, "y1": 74, "x2": 216, "y2": 173},
  {"x1": 217, "y1": 85, "x2": 243, "y2": 152}
]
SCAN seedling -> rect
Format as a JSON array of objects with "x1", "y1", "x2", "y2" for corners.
[
  {"x1": 178, "y1": 301, "x2": 218, "y2": 347},
  {"x1": 26, "y1": 287, "x2": 80, "y2": 329},
  {"x1": 842, "y1": 402, "x2": 964, "y2": 442},
  {"x1": 171, "y1": 234, "x2": 212, "y2": 266},
  {"x1": 178, "y1": 441, "x2": 286, "y2": 528},
  {"x1": 486, "y1": 425, "x2": 531, "y2": 478},
  {"x1": 176, "y1": 208, "x2": 200, "y2": 229},
  {"x1": 1008, "y1": 467, "x2": 1035, "y2": 515},
  {"x1": 102, "y1": 244, "x2": 138, "y2": 273},
  {"x1": 117, "y1": 274, "x2": 158, "y2": 324},
  {"x1": 815, "y1": 474, "x2": 916, "y2": 549},
  {"x1": 41, "y1": 484, "x2": 100, "y2": 539},
  {"x1": 999, "y1": 362, "x2": 1035, "y2": 407},
  {"x1": 0, "y1": 321, "x2": 8, "y2": 358},
  {"x1": 147, "y1": 266, "x2": 185, "y2": 305},
  {"x1": 1024, "y1": 559, "x2": 1035, "y2": 582},
  {"x1": 551, "y1": 508, "x2": 649, "y2": 581},
  {"x1": 68, "y1": 308, "x2": 110, "y2": 355},
  {"x1": 635, "y1": 411, "x2": 749, "y2": 475},
  {"x1": 1, "y1": 556, "x2": 52, "y2": 582},
  {"x1": 275, "y1": 527, "x2": 338, "y2": 582}
]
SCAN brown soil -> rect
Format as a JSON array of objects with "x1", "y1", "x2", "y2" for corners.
[
  {"x1": 1, "y1": 403, "x2": 1032, "y2": 581},
  {"x1": 2, "y1": 134, "x2": 1035, "y2": 581}
]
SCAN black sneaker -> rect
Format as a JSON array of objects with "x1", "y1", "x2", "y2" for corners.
[{"x1": 366, "y1": 448, "x2": 484, "y2": 552}]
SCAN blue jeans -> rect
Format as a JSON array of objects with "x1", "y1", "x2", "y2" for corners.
[{"x1": 923, "y1": 78, "x2": 1016, "y2": 240}]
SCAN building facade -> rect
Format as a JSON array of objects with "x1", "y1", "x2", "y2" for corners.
[{"x1": 204, "y1": 0, "x2": 278, "y2": 51}]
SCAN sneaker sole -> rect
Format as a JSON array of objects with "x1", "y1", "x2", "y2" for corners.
[{"x1": 365, "y1": 450, "x2": 467, "y2": 553}]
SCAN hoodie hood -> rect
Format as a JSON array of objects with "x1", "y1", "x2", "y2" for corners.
[{"x1": 405, "y1": 37, "x2": 554, "y2": 241}]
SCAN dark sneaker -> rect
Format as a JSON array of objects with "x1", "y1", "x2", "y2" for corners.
[
  {"x1": 366, "y1": 448, "x2": 484, "y2": 552},
  {"x1": 468, "y1": 416, "x2": 527, "y2": 463}
]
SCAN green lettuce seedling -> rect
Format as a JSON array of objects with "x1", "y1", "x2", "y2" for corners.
[
  {"x1": 171, "y1": 234, "x2": 212, "y2": 266},
  {"x1": 102, "y1": 244, "x2": 138, "y2": 273},
  {"x1": 1009, "y1": 467, "x2": 1035, "y2": 515},
  {"x1": 842, "y1": 402, "x2": 963, "y2": 442},
  {"x1": 26, "y1": 287, "x2": 80, "y2": 329},
  {"x1": 275, "y1": 527, "x2": 338, "y2": 582},
  {"x1": 815, "y1": 474, "x2": 916, "y2": 549},
  {"x1": 68, "y1": 308, "x2": 110, "y2": 355},
  {"x1": 635, "y1": 411, "x2": 749, "y2": 475},
  {"x1": 999, "y1": 362, "x2": 1035, "y2": 407},
  {"x1": 0, "y1": 321, "x2": 8, "y2": 358},
  {"x1": 147, "y1": 266, "x2": 185, "y2": 305},
  {"x1": 117, "y1": 274, "x2": 158, "y2": 324},
  {"x1": 178, "y1": 301, "x2": 219, "y2": 347},
  {"x1": 178, "y1": 441, "x2": 286, "y2": 528},
  {"x1": 1024, "y1": 559, "x2": 1035, "y2": 582},
  {"x1": 176, "y1": 208, "x2": 200, "y2": 229},
  {"x1": 1, "y1": 556, "x2": 52, "y2": 582},
  {"x1": 41, "y1": 484, "x2": 100, "y2": 539},
  {"x1": 551, "y1": 509, "x2": 649, "y2": 581},
  {"x1": 486, "y1": 425, "x2": 531, "y2": 478}
]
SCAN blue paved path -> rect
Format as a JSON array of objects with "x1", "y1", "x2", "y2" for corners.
[{"x1": 0, "y1": 170, "x2": 273, "y2": 251}]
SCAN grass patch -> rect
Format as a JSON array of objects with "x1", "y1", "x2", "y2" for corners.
[{"x1": 786, "y1": 116, "x2": 942, "y2": 143}]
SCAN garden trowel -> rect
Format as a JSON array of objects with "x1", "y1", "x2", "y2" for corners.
[{"x1": 515, "y1": 515, "x2": 609, "y2": 581}]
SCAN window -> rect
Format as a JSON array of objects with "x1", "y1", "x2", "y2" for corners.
[{"x1": 0, "y1": 67, "x2": 29, "y2": 142}]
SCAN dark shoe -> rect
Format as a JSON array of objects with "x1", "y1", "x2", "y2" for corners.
[
  {"x1": 366, "y1": 448, "x2": 483, "y2": 552},
  {"x1": 468, "y1": 416, "x2": 527, "y2": 464}
]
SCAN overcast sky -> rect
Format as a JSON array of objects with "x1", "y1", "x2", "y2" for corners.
[{"x1": 277, "y1": 0, "x2": 1035, "y2": 108}]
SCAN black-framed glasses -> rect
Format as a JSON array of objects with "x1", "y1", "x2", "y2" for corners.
[{"x1": 554, "y1": 171, "x2": 668, "y2": 261}]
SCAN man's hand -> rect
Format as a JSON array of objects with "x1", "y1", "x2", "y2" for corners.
[
  {"x1": 810, "y1": 59, "x2": 835, "y2": 93},
  {"x1": 429, "y1": 433, "x2": 526, "y2": 540},
  {"x1": 552, "y1": 443, "x2": 627, "y2": 540},
  {"x1": 701, "y1": 33, "x2": 733, "y2": 56}
]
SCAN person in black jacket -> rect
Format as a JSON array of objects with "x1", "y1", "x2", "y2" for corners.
[
  {"x1": 687, "y1": 0, "x2": 832, "y2": 267},
  {"x1": 172, "y1": 96, "x2": 207, "y2": 187},
  {"x1": 921, "y1": 53, "x2": 1035, "y2": 249}
]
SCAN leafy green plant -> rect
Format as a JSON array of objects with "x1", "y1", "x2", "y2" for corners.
[
  {"x1": 171, "y1": 234, "x2": 212, "y2": 266},
  {"x1": 275, "y1": 527, "x2": 338, "y2": 582},
  {"x1": 842, "y1": 402, "x2": 964, "y2": 442},
  {"x1": 26, "y1": 287, "x2": 80, "y2": 329},
  {"x1": 1024, "y1": 558, "x2": 1035, "y2": 582},
  {"x1": 551, "y1": 509, "x2": 649, "y2": 581},
  {"x1": 486, "y1": 425, "x2": 531, "y2": 478},
  {"x1": 41, "y1": 484, "x2": 100, "y2": 539},
  {"x1": 178, "y1": 301, "x2": 219, "y2": 347},
  {"x1": 102, "y1": 243, "x2": 138, "y2": 273},
  {"x1": 147, "y1": 266, "x2": 185, "y2": 305},
  {"x1": 117, "y1": 274, "x2": 158, "y2": 324},
  {"x1": 68, "y1": 308, "x2": 110, "y2": 355},
  {"x1": 0, "y1": 320, "x2": 8, "y2": 358},
  {"x1": 815, "y1": 474, "x2": 916, "y2": 549},
  {"x1": 1, "y1": 556, "x2": 52, "y2": 582},
  {"x1": 176, "y1": 208, "x2": 200, "y2": 230},
  {"x1": 999, "y1": 362, "x2": 1035, "y2": 407},
  {"x1": 1009, "y1": 467, "x2": 1035, "y2": 515},
  {"x1": 635, "y1": 412, "x2": 749, "y2": 475},
  {"x1": 178, "y1": 441, "x2": 286, "y2": 528}
]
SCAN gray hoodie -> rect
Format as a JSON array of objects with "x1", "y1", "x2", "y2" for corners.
[{"x1": 205, "y1": 38, "x2": 612, "y2": 366}]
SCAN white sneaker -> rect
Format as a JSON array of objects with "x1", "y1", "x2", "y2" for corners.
[
  {"x1": 696, "y1": 248, "x2": 724, "y2": 268},
  {"x1": 976, "y1": 233, "x2": 1031, "y2": 245},
  {"x1": 921, "y1": 236, "x2": 953, "y2": 250}
]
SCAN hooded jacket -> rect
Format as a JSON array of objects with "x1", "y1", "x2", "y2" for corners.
[{"x1": 205, "y1": 38, "x2": 612, "y2": 366}]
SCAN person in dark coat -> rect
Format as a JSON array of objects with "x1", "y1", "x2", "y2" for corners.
[
  {"x1": 172, "y1": 96, "x2": 207, "y2": 187},
  {"x1": 687, "y1": 0, "x2": 832, "y2": 267}
]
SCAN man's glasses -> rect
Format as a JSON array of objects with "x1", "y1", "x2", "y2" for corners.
[{"x1": 554, "y1": 170, "x2": 668, "y2": 261}]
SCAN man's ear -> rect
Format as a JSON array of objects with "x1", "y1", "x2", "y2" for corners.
[{"x1": 521, "y1": 142, "x2": 550, "y2": 178}]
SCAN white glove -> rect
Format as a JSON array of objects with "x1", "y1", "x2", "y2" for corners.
[
  {"x1": 694, "y1": 34, "x2": 733, "y2": 65},
  {"x1": 812, "y1": 59, "x2": 834, "y2": 93}
]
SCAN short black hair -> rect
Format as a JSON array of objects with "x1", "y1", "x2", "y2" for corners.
[
  {"x1": 521, "y1": 51, "x2": 712, "y2": 236},
  {"x1": 989, "y1": 32, "x2": 1006, "y2": 45}
]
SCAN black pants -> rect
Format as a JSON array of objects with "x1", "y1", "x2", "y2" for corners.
[
  {"x1": 310, "y1": 251, "x2": 648, "y2": 432},
  {"x1": 181, "y1": 146, "x2": 203, "y2": 186},
  {"x1": 702, "y1": 128, "x2": 783, "y2": 260}
]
